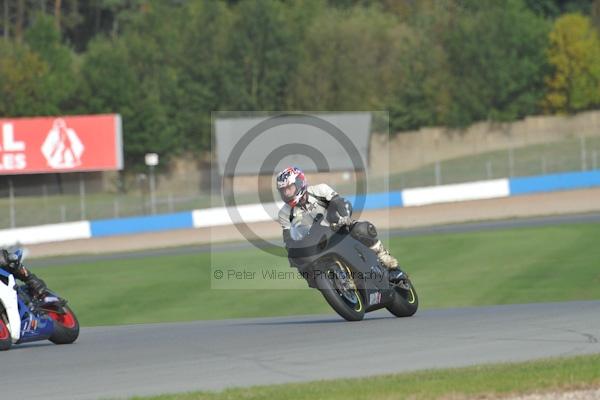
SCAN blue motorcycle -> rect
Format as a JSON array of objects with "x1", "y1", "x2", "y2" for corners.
[{"x1": 0, "y1": 250, "x2": 79, "y2": 350}]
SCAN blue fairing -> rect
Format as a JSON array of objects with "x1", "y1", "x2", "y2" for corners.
[
  {"x1": 15, "y1": 288, "x2": 55, "y2": 344},
  {"x1": 0, "y1": 268, "x2": 56, "y2": 344}
]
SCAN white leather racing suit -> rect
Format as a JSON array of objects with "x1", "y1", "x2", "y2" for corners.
[{"x1": 278, "y1": 183, "x2": 337, "y2": 233}]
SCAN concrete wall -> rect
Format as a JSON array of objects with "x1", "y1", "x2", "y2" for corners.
[{"x1": 370, "y1": 110, "x2": 600, "y2": 175}]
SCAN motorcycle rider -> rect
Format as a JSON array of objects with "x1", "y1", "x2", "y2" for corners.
[
  {"x1": 276, "y1": 166, "x2": 407, "y2": 285},
  {"x1": 0, "y1": 249, "x2": 48, "y2": 299}
]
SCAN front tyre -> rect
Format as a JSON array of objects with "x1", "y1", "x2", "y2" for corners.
[
  {"x1": 386, "y1": 279, "x2": 419, "y2": 317},
  {"x1": 316, "y1": 262, "x2": 365, "y2": 321},
  {"x1": 47, "y1": 305, "x2": 80, "y2": 345}
]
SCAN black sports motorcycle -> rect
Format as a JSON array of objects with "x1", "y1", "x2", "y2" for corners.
[{"x1": 288, "y1": 215, "x2": 418, "y2": 321}]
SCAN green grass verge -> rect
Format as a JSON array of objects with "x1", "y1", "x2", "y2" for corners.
[
  {"x1": 33, "y1": 222, "x2": 600, "y2": 327},
  {"x1": 128, "y1": 354, "x2": 600, "y2": 400}
]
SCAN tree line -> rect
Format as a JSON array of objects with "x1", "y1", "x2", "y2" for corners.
[{"x1": 0, "y1": 0, "x2": 599, "y2": 170}]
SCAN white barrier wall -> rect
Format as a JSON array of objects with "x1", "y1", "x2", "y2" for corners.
[
  {"x1": 0, "y1": 221, "x2": 91, "y2": 246},
  {"x1": 192, "y1": 202, "x2": 283, "y2": 228},
  {"x1": 401, "y1": 179, "x2": 510, "y2": 207},
  {"x1": 2, "y1": 170, "x2": 599, "y2": 246}
]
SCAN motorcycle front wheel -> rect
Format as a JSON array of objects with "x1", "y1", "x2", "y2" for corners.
[
  {"x1": 386, "y1": 279, "x2": 419, "y2": 317},
  {"x1": 316, "y1": 261, "x2": 365, "y2": 321},
  {"x1": 0, "y1": 312, "x2": 12, "y2": 351},
  {"x1": 46, "y1": 305, "x2": 80, "y2": 345}
]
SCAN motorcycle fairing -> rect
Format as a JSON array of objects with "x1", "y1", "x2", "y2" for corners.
[
  {"x1": 0, "y1": 269, "x2": 21, "y2": 343},
  {"x1": 16, "y1": 290, "x2": 54, "y2": 344},
  {"x1": 289, "y1": 222, "x2": 395, "y2": 312}
]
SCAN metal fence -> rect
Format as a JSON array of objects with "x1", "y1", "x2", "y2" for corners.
[
  {"x1": 0, "y1": 172, "x2": 211, "y2": 229},
  {"x1": 386, "y1": 135, "x2": 600, "y2": 190}
]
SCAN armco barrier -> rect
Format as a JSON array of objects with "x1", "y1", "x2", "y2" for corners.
[{"x1": 0, "y1": 169, "x2": 598, "y2": 246}]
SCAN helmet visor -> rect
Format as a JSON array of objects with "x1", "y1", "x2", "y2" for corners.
[{"x1": 278, "y1": 183, "x2": 298, "y2": 203}]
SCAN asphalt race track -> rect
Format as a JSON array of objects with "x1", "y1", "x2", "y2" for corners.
[
  {"x1": 1, "y1": 301, "x2": 599, "y2": 400},
  {"x1": 4, "y1": 213, "x2": 600, "y2": 399}
]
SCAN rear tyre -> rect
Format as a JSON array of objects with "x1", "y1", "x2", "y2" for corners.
[
  {"x1": 47, "y1": 305, "x2": 79, "y2": 345},
  {"x1": 316, "y1": 262, "x2": 365, "y2": 321},
  {"x1": 0, "y1": 312, "x2": 12, "y2": 351},
  {"x1": 386, "y1": 279, "x2": 419, "y2": 317}
]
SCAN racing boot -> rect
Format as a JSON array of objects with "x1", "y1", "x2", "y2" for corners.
[
  {"x1": 370, "y1": 240, "x2": 407, "y2": 284},
  {"x1": 370, "y1": 240, "x2": 398, "y2": 269},
  {"x1": 388, "y1": 269, "x2": 408, "y2": 285}
]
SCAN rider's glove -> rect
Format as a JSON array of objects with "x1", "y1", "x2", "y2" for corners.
[
  {"x1": 331, "y1": 216, "x2": 353, "y2": 231},
  {"x1": 338, "y1": 216, "x2": 353, "y2": 226},
  {"x1": 25, "y1": 274, "x2": 48, "y2": 299}
]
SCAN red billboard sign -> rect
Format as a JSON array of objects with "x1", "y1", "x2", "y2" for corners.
[{"x1": 0, "y1": 114, "x2": 123, "y2": 174}]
